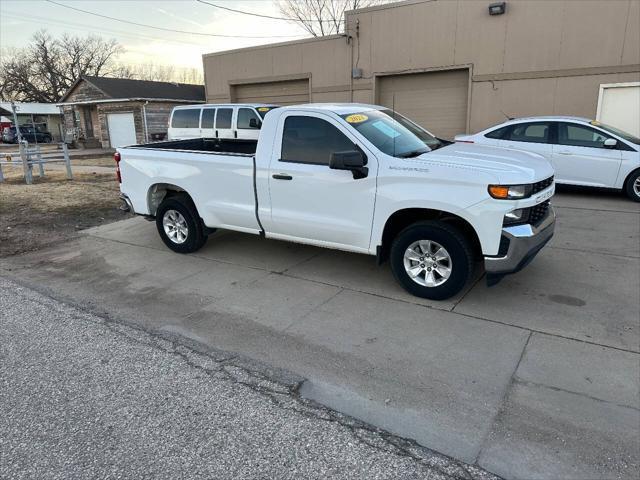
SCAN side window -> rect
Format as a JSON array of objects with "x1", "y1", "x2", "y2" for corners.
[
  {"x1": 237, "y1": 108, "x2": 261, "y2": 129},
  {"x1": 558, "y1": 123, "x2": 611, "y2": 148},
  {"x1": 484, "y1": 126, "x2": 509, "y2": 139},
  {"x1": 281, "y1": 116, "x2": 355, "y2": 165},
  {"x1": 216, "y1": 108, "x2": 233, "y2": 129},
  {"x1": 201, "y1": 109, "x2": 216, "y2": 129},
  {"x1": 506, "y1": 122, "x2": 550, "y2": 143},
  {"x1": 171, "y1": 109, "x2": 200, "y2": 129}
]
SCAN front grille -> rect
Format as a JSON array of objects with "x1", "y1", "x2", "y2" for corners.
[
  {"x1": 531, "y1": 176, "x2": 554, "y2": 195},
  {"x1": 528, "y1": 200, "x2": 550, "y2": 226}
]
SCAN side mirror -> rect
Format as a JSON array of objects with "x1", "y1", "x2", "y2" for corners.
[
  {"x1": 330, "y1": 149, "x2": 368, "y2": 179},
  {"x1": 249, "y1": 118, "x2": 261, "y2": 129},
  {"x1": 603, "y1": 138, "x2": 617, "y2": 149}
]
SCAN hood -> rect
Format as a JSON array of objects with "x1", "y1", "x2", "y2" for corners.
[{"x1": 423, "y1": 143, "x2": 554, "y2": 184}]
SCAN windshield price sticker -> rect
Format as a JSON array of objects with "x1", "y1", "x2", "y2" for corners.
[{"x1": 345, "y1": 114, "x2": 369, "y2": 124}]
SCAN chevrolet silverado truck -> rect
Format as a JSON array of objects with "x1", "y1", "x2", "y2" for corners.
[{"x1": 116, "y1": 104, "x2": 556, "y2": 300}]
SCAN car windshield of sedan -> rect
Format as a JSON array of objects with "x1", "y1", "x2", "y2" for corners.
[
  {"x1": 340, "y1": 109, "x2": 442, "y2": 158},
  {"x1": 591, "y1": 121, "x2": 639, "y2": 145}
]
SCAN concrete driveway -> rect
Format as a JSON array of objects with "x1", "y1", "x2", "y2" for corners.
[{"x1": 2, "y1": 188, "x2": 639, "y2": 479}]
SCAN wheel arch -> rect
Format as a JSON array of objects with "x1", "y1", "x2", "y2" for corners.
[
  {"x1": 623, "y1": 167, "x2": 640, "y2": 201},
  {"x1": 377, "y1": 208, "x2": 482, "y2": 264},
  {"x1": 147, "y1": 183, "x2": 193, "y2": 217},
  {"x1": 623, "y1": 167, "x2": 640, "y2": 190}
]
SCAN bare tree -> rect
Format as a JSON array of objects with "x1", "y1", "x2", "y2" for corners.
[
  {"x1": 0, "y1": 30, "x2": 124, "y2": 102},
  {"x1": 278, "y1": 0, "x2": 386, "y2": 37},
  {"x1": 117, "y1": 63, "x2": 204, "y2": 85}
]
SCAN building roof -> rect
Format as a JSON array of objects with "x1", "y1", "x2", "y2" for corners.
[
  {"x1": 59, "y1": 76, "x2": 205, "y2": 103},
  {"x1": 0, "y1": 102, "x2": 60, "y2": 116}
]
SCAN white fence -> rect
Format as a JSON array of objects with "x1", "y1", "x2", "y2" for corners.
[{"x1": 0, "y1": 142, "x2": 73, "y2": 184}]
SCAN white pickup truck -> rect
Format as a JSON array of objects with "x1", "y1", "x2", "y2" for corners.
[{"x1": 116, "y1": 104, "x2": 556, "y2": 300}]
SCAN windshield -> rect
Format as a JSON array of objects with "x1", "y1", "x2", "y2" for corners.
[
  {"x1": 339, "y1": 109, "x2": 442, "y2": 158},
  {"x1": 590, "y1": 121, "x2": 639, "y2": 145}
]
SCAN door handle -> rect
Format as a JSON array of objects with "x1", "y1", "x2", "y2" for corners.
[
  {"x1": 272, "y1": 174, "x2": 293, "y2": 180},
  {"x1": 558, "y1": 151, "x2": 573, "y2": 155}
]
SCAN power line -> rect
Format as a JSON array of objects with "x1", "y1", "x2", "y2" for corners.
[
  {"x1": 196, "y1": 0, "x2": 328, "y2": 23},
  {"x1": 45, "y1": 0, "x2": 308, "y2": 39},
  {"x1": 1, "y1": 11, "x2": 205, "y2": 46}
]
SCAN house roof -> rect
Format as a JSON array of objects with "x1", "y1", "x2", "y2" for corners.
[
  {"x1": 59, "y1": 76, "x2": 205, "y2": 103},
  {"x1": 0, "y1": 102, "x2": 60, "y2": 116}
]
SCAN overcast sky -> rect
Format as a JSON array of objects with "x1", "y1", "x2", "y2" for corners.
[{"x1": 0, "y1": 0, "x2": 310, "y2": 69}]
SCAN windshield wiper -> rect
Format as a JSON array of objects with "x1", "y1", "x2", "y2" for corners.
[{"x1": 398, "y1": 148, "x2": 429, "y2": 158}]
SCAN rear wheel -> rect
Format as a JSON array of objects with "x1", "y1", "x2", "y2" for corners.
[
  {"x1": 624, "y1": 170, "x2": 640, "y2": 202},
  {"x1": 390, "y1": 221, "x2": 473, "y2": 300},
  {"x1": 156, "y1": 196, "x2": 208, "y2": 253}
]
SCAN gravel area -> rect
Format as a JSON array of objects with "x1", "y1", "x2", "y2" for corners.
[{"x1": 0, "y1": 277, "x2": 498, "y2": 480}]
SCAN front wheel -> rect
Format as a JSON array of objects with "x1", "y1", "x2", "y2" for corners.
[
  {"x1": 390, "y1": 221, "x2": 473, "y2": 300},
  {"x1": 625, "y1": 170, "x2": 640, "y2": 202},
  {"x1": 156, "y1": 196, "x2": 208, "y2": 253}
]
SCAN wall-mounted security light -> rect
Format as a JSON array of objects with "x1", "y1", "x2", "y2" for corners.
[{"x1": 488, "y1": 2, "x2": 506, "y2": 15}]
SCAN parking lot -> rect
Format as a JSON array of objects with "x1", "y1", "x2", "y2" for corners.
[{"x1": 2, "y1": 187, "x2": 638, "y2": 479}]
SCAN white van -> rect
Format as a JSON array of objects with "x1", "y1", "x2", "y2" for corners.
[{"x1": 167, "y1": 104, "x2": 279, "y2": 141}]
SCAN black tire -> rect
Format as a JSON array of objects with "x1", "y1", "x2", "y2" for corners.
[
  {"x1": 390, "y1": 221, "x2": 473, "y2": 300},
  {"x1": 155, "y1": 195, "x2": 208, "y2": 253},
  {"x1": 624, "y1": 169, "x2": 640, "y2": 202}
]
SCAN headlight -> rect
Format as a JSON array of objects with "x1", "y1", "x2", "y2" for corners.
[
  {"x1": 488, "y1": 184, "x2": 532, "y2": 199},
  {"x1": 503, "y1": 208, "x2": 528, "y2": 225}
]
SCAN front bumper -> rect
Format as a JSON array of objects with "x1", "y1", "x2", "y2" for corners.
[{"x1": 484, "y1": 206, "x2": 555, "y2": 284}]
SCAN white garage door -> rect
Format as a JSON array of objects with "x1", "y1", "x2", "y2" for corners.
[
  {"x1": 377, "y1": 69, "x2": 469, "y2": 140},
  {"x1": 232, "y1": 79, "x2": 310, "y2": 106},
  {"x1": 107, "y1": 113, "x2": 137, "y2": 148},
  {"x1": 597, "y1": 83, "x2": 640, "y2": 137}
]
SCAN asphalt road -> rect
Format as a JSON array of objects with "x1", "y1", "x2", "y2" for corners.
[
  {"x1": 1, "y1": 188, "x2": 639, "y2": 479},
  {"x1": 0, "y1": 278, "x2": 496, "y2": 480}
]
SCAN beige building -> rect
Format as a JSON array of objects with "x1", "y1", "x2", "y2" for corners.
[{"x1": 202, "y1": 0, "x2": 640, "y2": 139}]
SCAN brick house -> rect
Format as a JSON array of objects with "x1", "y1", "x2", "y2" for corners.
[{"x1": 58, "y1": 76, "x2": 204, "y2": 148}]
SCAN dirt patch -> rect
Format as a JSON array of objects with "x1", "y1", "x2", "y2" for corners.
[
  {"x1": 71, "y1": 156, "x2": 116, "y2": 167},
  {"x1": 0, "y1": 165, "x2": 132, "y2": 257}
]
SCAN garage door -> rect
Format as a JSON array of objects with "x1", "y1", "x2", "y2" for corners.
[
  {"x1": 107, "y1": 113, "x2": 137, "y2": 148},
  {"x1": 377, "y1": 69, "x2": 469, "y2": 140},
  {"x1": 597, "y1": 83, "x2": 640, "y2": 137},
  {"x1": 232, "y1": 79, "x2": 310, "y2": 106}
]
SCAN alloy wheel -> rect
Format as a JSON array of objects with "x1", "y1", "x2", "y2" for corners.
[
  {"x1": 403, "y1": 240, "x2": 453, "y2": 287},
  {"x1": 162, "y1": 209, "x2": 189, "y2": 244}
]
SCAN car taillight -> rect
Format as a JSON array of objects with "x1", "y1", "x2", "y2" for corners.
[{"x1": 114, "y1": 151, "x2": 122, "y2": 183}]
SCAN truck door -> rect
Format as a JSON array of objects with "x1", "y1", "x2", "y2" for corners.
[{"x1": 265, "y1": 112, "x2": 378, "y2": 252}]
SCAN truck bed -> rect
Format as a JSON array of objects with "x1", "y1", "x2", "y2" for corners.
[{"x1": 127, "y1": 138, "x2": 257, "y2": 156}]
